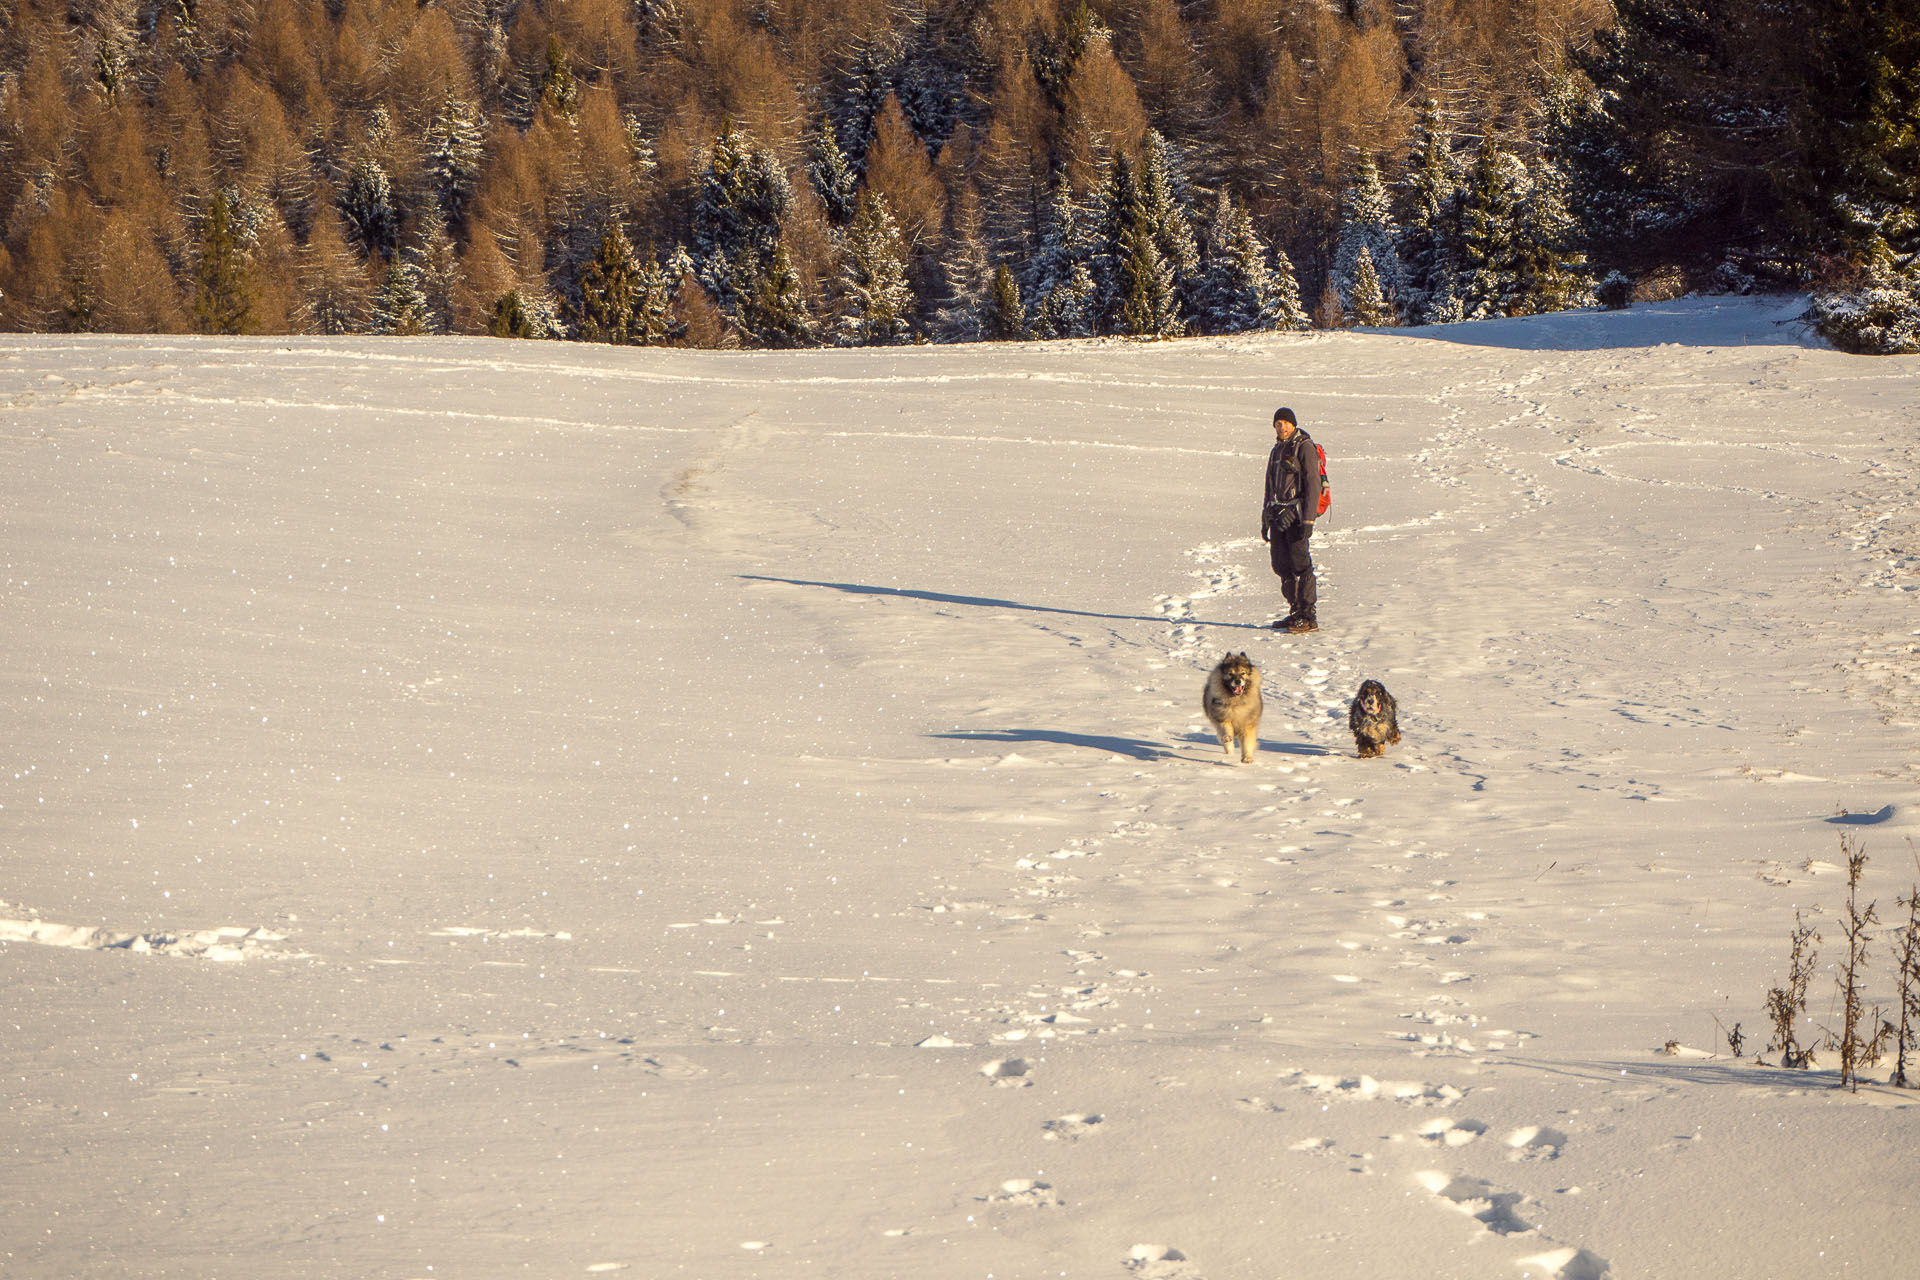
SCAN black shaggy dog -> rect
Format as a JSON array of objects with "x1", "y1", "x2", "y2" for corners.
[{"x1": 1348, "y1": 679, "x2": 1401, "y2": 758}]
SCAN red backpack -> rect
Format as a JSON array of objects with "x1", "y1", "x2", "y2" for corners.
[{"x1": 1313, "y1": 441, "x2": 1331, "y2": 516}]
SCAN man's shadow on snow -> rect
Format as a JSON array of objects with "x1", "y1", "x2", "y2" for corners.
[
  {"x1": 739, "y1": 575, "x2": 1268, "y2": 631},
  {"x1": 934, "y1": 729, "x2": 1331, "y2": 762}
]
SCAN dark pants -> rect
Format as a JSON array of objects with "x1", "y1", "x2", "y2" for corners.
[{"x1": 1269, "y1": 524, "x2": 1316, "y2": 611}]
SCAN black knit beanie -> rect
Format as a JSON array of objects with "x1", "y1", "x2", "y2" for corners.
[{"x1": 1273, "y1": 407, "x2": 1297, "y2": 426}]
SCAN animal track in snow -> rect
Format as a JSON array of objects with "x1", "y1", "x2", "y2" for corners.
[
  {"x1": 979, "y1": 1057, "x2": 1033, "y2": 1087},
  {"x1": 1278, "y1": 1069, "x2": 1465, "y2": 1106},
  {"x1": 1507, "y1": 1125, "x2": 1568, "y2": 1160},
  {"x1": 978, "y1": 1178, "x2": 1060, "y2": 1208},
  {"x1": 1417, "y1": 1117, "x2": 1488, "y2": 1147},
  {"x1": 1042, "y1": 1112, "x2": 1104, "y2": 1141},
  {"x1": 0, "y1": 911, "x2": 306, "y2": 962},
  {"x1": 1125, "y1": 1243, "x2": 1202, "y2": 1278},
  {"x1": 1418, "y1": 1171, "x2": 1535, "y2": 1236}
]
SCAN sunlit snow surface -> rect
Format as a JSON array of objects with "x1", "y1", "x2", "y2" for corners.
[{"x1": 3, "y1": 297, "x2": 1917, "y2": 1277}]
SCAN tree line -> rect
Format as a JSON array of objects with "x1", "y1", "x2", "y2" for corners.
[{"x1": 1, "y1": 2, "x2": 1913, "y2": 351}]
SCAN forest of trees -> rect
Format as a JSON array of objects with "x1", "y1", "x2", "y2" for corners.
[{"x1": 1, "y1": 1, "x2": 1915, "y2": 350}]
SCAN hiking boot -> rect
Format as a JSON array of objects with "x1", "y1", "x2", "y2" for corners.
[
  {"x1": 1270, "y1": 611, "x2": 1300, "y2": 630},
  {"x1": 1285, "y1": 611, "x2": 1318, "y2": 634}
]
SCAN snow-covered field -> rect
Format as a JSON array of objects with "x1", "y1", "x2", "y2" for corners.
[{"x1": 3, "y1": 297, "x2": 1917, "y2": 1278}]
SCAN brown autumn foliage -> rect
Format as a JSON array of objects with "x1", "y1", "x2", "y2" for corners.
[{"x1": 0, "y1": 0, "x2": 1605, "y2": 338}]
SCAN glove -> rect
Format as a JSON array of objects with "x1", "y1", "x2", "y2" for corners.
[{"x1": 1272, "y1": 505, "x2": 1299, "y2": 534}]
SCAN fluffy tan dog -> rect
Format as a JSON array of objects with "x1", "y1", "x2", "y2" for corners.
[{"x1": 1202, "y1": 652, "x2": 1262, "y2": 763}]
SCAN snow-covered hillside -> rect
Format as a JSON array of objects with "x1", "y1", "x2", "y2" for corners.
[{"x1": 3, "y1": 297, "x2": 1916, "y2": 1278}]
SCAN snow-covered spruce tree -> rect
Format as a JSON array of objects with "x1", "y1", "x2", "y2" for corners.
[
  {"x1": 340, "y1": 155, "x2": 401, "y2": 263},
  {"x1": 931, "y1": 185, "x2": 993, "y2": 342},
  {"x1": 737, "y1": 241, "x2": 818, "y2": 348},
  {"x1": 1456, "y1": 137, "x2": 1526, "y2": 320},
  {"x1": 1808, "y1": 2, "x2": 1920, "y2": 353},
  {"x1": 691, "y1": 121, "x2": 795, "y2": 324},
  {"x1": 412, "y1": 207, "x2": 460, "y2": 335},
  {"x1": 834, "y1": 188, "x2": 915, "y2": 346},
  {"x1": 422, "y1": 82, "x2": 486, "y2": 231},
  {"x1": 1024, "y1": 183, "x2": 1097, "y2": 339},
  {"x1": 576, "y1": 222, "x2": 643, "y2": 343},
  {"x1": 633, "y1": 256, "x2": 679, "y2": 346},
  {"x1": 1346, "y1": 246, "x2": 1391, "y2": 326},
  {"x1": 1085, "y1": 153, "x2": 1181, "y2": 338},
  {"x1": 372, "y1": 258, "x2": 429, "y2": 335},
  {"x1": 1196, "y1": 189, "x2": 1284, "y2": 333},
  {"x1": 1332, "y1": 154, "x2": 1401, "y2": 322},
  {"x1": 1805, "y1": 237, "x2": 1920, "y2": 353},
  {"x1": 1030, "y1": 263, "x2": 1098, "y2": 340},
  {"x1": 808, "y1": 126, "x2": 859, "y2": 228},
  {"x1": 1510, "y1": 130, "x2": 1591, "y2": 316},
  {"x1": 1113, "y1": 217, "x2": 1182, "y2": 337},
  {"x1": 1270, "y1": 248, "x2": 1310, "y2": 331},
  {"x1": 985, "y1": 263, "x2": 1026, "y2": 340},
  {"x1": 1396, "y1": 97, "x2": 1459, "y2": 325},
  {"x1": 1138, "y1": 129, "x2": 1202, "y2": 320}
]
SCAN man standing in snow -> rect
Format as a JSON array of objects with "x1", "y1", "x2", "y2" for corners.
[{"x1": 1261, "y1": 406, "x2": 1321, "y2": 633}]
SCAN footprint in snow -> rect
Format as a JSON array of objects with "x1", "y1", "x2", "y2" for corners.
[
  {"x1": 979, "y1": 1057, "x2": 1032, "y2": 1087},
  {"x1": 1417, "y1": 1170, "x2": 1535, "y2": 1236},
  {"x1": 1041, "y1": 1112, "x2": 1104, "y2": 1141},
  {"x1": 1417, "y1": 1117, "x2": 1488, "y2": 1147},
  {"x1": 978, "y1": 1178, "x2": 1060, "y2": 1208},
  {"x1": 1507, "y1": 1124, "x2": 1568, "y2": 1160},
  {"x1": 1125, "y1": 1244, "x2": 1202, "y2": 1278}
]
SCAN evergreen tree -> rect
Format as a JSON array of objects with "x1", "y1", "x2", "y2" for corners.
[
  {"x1": 372, "y1": 258, "x2": 429, "y2": 335},
  {"x1": 1569, "y1": 0, "x2": 1814, "y2": 272},
  {"x1": 835, "y1": 189, "x2": 915, "y2": 346},
  {"x1": 1196, "y1": 189, "x2": 1284, "y2": 333},
  {"x1": 738, "y1": 242, "x2": 818, "y2": 348},
  {"x1": 490, "y1": 289, "x2": 534, "y2": 338},
  {"x1": 985, "y1": 263, "x2": 1026, "y2": 340},
  {"x1": 932, "y1": 185, "x2": 993, "y2": 341},
  {"x1": 691, "y1": 122, "x2": 794, "y2": 314},
  {"x1": 808, "y1": 127, "x2": 859, "y2": 227},
  {"x1": 1456, "y1": 138, "x2": 1525, "y2": 320},
  {"x1": 1396, "y1": 98, "x2": 1459, "y2": 325},
  {"x1": 192, "y1": 189, "x2": 255, "y2": 335},
  {"x1": 1346, "y1": 247, "x2": 1391, "y2": 326},
  {"x1": 1030, "y1": 263, "x2": 1098, "y2": 340},
  {"x1": 413, "y1": 208, "x2": 459, "y2": 335},
  {"x1": 1805, "y1": 239, "x2": 1920, "y2": 354},
  {"x1": 1511, "y1": 130, "x2": 1591, "y2": 316},
  {"x1": 1022, "y1": 183, "x2": 1092, "y2": 320},
  {"x1": 1088, "y1": 154, "x2": 1140, "y2": 328},
  {"x1": 1271, "y1": 249, "x2": 1310, "y2": 332},
  {"x1": 577, "y1": 222, "x2": 643, "y2": 343},
  {"x1": 340, "y1": 156, "x2": 401, "y2": 262},
  {"x1": 541, "y1": 36, "x2": 580, "y2": 122},
  {"x1": 1332, "y1": 154, "x2": 1400, "y2": 322},
  {"x1": 1808, "y1": 0, "x2": 1920, "y2": 352},
  {"x1": 634, "y1": 256, "x2": 678, "y2": 346},
  {"x1": 423, "y1": 82, "x2": 486, "y2": 231},
  {"x1": 1138, "y1": 130, "x2": 1202, "y2": 318},
  {"x1": 1113, "y1": 218, "x2": 1182, "y2": 337}
]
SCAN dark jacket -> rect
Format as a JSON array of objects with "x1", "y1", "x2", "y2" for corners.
[{"x1": 1263, "y1": 427, "x2": 1322, "y2": 535}]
